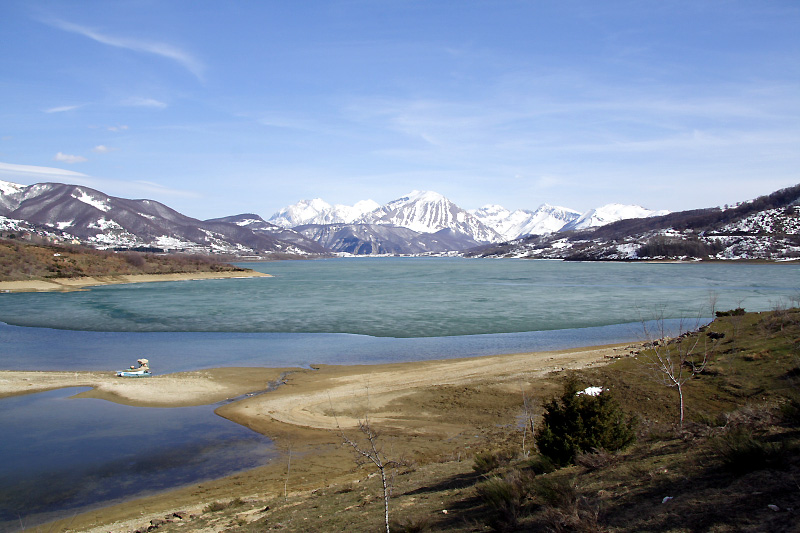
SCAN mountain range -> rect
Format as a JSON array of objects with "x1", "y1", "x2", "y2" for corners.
[
  {"x1": 0, "y1": 181, "x2": 326, "y2": 256},
  {"x1": 466, "y1": 184, "x2": 800, "y2": 261},
  {"x1": 268, "y1": 189, "x2": 668, "y2": 244},
  {"x1": 2, "y1": 178, "x2": 798, "y2": 260}
]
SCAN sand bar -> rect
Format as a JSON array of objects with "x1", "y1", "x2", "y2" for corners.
[
  {"x1": 0, "y1": 367, "x2": 290, "y2": 407},
  {"x1": 0, "y1": 270, "x2": 271, "y2": 293},
  {"x1": 20, "y1": 342, "x2": 639, "y2": 532},
  {"x1": 218, "y1": 344, "x2": 629, "y2": 433}
]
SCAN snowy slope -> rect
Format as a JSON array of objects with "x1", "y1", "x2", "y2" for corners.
[
  {"x1": 0, "y1": 182, "x2": 326, "y2": 254},
  {"x1": 269, "y1": 198, "x2": 380, "y2": 227},
  {"x1": 472, "y1": 203, "x2": 581, "y2": 240},
  {"x1": 0, "y1": 179, "x2": 26, "y2": 214},
  {"x1": 561, "y1": 204, "x2": 670, "y2": 232},
  {"x1": 295, "y1": 223, "x2": 481, "y2": 255},
  {"x1": 358, "y1": 190, "x2": 501, "y2": 243}
]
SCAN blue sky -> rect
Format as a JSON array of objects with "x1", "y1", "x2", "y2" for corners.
[{"x1": 1, "y1": 1, "x2": 798, "y2": 219}]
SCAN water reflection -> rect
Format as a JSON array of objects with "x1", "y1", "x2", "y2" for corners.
[{"x1": 0, "y1": 388, "x2": 275, "y2": 532}]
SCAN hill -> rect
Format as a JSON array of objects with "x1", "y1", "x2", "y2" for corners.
[
  {"x1": 0, "y1": 238, "x2": 249, "y2": 282},
  {"x1": 468, "y1": 183, "x2": 800, "y2": 260}
]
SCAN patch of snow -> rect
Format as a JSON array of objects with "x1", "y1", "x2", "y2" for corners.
[
  {"x1": 0, "y1": 180, "x2": 25, "y2": 196},
  {"x1": 88, "y1": 218, "x2": 123, "y2": 230},
  {"x1": 73, "y1": 190, "x2": 111, "y2": 212},
  {"x1": 563, "y1": 204, "x2": 669, "y2": 231}
]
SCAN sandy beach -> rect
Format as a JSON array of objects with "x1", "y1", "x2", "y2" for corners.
[
  {"x1": 5, "y1": 342, "x2": 639, "y2": 532},
  {"x1": 0, "y1": 367, "x2": 289, "y2": 407},
  {"x1": 0, "y1": 270, "x2": 271, "y2": 293}
]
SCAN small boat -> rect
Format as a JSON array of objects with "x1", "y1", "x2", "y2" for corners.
[
  {"x1": 116, "y1": 369, "x2": 152, "y2": 377},
  {"x1": 116, "y1": 358, "x2": 152, "y2": 377}
]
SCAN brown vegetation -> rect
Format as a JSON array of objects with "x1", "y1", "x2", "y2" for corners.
[{"x1": 0, "y1": 238, "x2": 245, "y2": 282}]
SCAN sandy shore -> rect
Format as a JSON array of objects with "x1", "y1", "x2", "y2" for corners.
[
  {"x1": 0, "y1": 367, "x2": 290, "y2": 406},
  {"x1": 0, "y1": 270, "x2": 271, "y2": 293},
  {"x1": 14, "y1": 342, "x2": 639, "y2": 532},
  {"x1": 219, "y1": 345, "x2": 627, "y2": 433}
]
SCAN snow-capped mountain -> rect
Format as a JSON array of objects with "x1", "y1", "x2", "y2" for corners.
[
  {"x1": 269, "y1": 198, "x2": 381, "y2": 227},
  {"x1": 0, "y1": 181, "x2": 326, "y2": 255},
  {"x1": 561, "y1": 204, "x2": 670, "y2": 232},
  {"x1": 471, "y1": 203, "x2": 581, "y2": 240},
  {"x1": 294, "y1": 223, "x2": 481, "y2": 255},
  {"x1": 0, "y1": 179, "x2": 26, "y2": 212},
  {"x1": 356, "y1": 190, "x2": 501, "y2": 243},
  {"x1": 203, "y1": 213, "x2": 327, "y2": 252},
  {"x1": 467, "y1": 184, "x2": 800, "y2": 261},
  {"x1": 270, "y1": 192, "x2": 667, "y2": 245}
]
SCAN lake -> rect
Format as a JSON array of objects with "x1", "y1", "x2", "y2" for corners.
[{"x1": 1, "y1": 257, "x2": 798, "y2": 530}]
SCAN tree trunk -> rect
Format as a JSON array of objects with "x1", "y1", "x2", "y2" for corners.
[{"x1": 381, "y1": 466, "x2": 390, "y2": 533}]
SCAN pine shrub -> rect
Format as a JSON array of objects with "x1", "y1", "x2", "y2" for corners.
[{"x1": 535, "y1": 378, "x2": 636, "y2": 466}]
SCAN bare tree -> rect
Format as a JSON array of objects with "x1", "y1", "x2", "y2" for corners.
[
  {"x1": 283, "y1": 442, "x2": 293, "y2": 501},
  {"x1": 640, "y1": 314, "x2": 716, "y2": 426},
  {"x1": 707, "y1": 290, "x2": 719, "y2": 318},
  {"x1": 519, "y1": 385, "x2": 536, "y2": 458},
  {"x1": 338, "y1": 415, "x2": 401, "y2": 533}
]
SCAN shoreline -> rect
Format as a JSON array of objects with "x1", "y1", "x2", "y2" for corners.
[
  {"x1": 3, "y1": 342, "x2": 641, "y2": 532},
  {"x1": 0, "y1": 270, "x2": 271, "y2": 293}
]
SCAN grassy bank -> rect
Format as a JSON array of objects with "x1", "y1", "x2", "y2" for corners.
[
  {"x1": 0, "y1": 238, "x2": 247, "y2": 282},
  {"x1": 48, "y1": 308, "x2": 800, "y2": 532}
]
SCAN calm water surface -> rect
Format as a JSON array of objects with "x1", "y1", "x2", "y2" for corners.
[
  {"x1": 1, "y1": 258, "x2": 798, "y2": 531},
  {"x1": 0, "y1": 388, "x2": 274, "y2": 532}
]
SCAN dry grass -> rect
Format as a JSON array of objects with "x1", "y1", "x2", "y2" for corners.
[{"x1": 0, "y1": 238, "x2": 244, "y2": 281}]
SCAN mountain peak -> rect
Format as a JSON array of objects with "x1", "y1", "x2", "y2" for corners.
[
  {"x1": 0, "y1": 179, "x2": 25, "y2": 196},
  {"x1": 358, "y1": 190, "x2": 500, "y2": 242}
]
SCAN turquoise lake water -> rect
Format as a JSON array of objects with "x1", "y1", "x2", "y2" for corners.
[
  {"x1": 1, "y1": 257, "x2": 798, "y2": 530},
  {"x1": 1, "y1": 257, "x2": 797, "y2": 338}
]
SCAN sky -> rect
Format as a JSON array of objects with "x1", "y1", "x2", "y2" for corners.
[{"x1": 1, "y1": 1, "x2": 799, "y2": 220}]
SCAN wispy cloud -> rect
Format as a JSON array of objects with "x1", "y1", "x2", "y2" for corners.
[
  {"x1": 54, "y1": 152, "x2": 87, "y2": 164},
  {"x1": 92, "y1": 145, "x2": 114, "y2": 153},
  {"x1": 0, "y1": 162, "x2": 200, "y2": 199},
  {"x1": 44, "y1": 104, "x2": 82, "y2": 114},
  {"x1": 0, "y1": 161, "x2": 89, "y2": 180},
  {"x1": 107, "y1": 125, "x2": 129, "y2": 132},
  {"x1": 122, "y1": 97, "x2": 167, "y2": 109},
  {"x1": 46, "y1": 19, "x2": 204, "y2": 80},
  {"x1": 133, "y1": 180, "x2": 201, "y2": 199}
]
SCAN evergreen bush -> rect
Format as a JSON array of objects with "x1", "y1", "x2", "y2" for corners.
[{"x1": 535, "y1": 378, "x2": 636, "y2": 466}]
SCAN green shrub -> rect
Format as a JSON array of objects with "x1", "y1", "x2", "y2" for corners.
[
  {"x1": 531, "y1": 476, "x2": 578, "y2": 509},
  {"x1": 472, "y1": 451, "x2": 503, "y2": 474},
  {"x1": 533, "y1": 477, "x2": 602, "y2": 533},
  {"x1": 523, "y1": 454, "x2": 556, "y2": 475},
  {"x1": 713, "y1": 429, "x2": 791, "y2": 475},
  {"x1": 475, "y1": 470, "x2": 531, "y2": 529},
  {"x1": 716, "y1": 307, "x2": 746, "y2": 317},
  {"x1": 203, "y1": 500, "x2": 226, "y2": 513},
  {"x1": 535, "y1": 379, "x2": 636, "y2": 466}
]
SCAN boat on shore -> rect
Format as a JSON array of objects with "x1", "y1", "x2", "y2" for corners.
[
  {"x1": 116, "y1": 358, "x2": 151, "y2": 377},
  {"x1": 115, "y1": 368, "x2": 151, "y2": 377}
]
